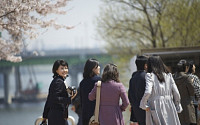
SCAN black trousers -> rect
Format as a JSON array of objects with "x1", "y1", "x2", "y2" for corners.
[
  {"x1": 77, "y1": 114, "x2": 83, "y2": 125},
  {"x1": 132, "y1": 105, "x2": 146, "y2": 125},
  {"x1": 48, "y1": 109, "x2": 68, "y2": 125},
  {"x1": 82, "y1": 118, "x2": 89, "y2": 125}
]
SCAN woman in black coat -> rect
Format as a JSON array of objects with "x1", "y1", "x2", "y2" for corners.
[
  {"x1": 79, "y1": 58, "x2": 101, "y2": 125},
  {"x1": 41, "y1": 59, "x2": 76, "y2": 125}
]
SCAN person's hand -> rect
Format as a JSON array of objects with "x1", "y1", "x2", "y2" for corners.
[
  {"x1": 129, "y1": 107, "x2": 131, "y2": 112},
  {"x1": 71, "y1": 89, "x2": 77, "y2": 100},
  {"x1": 71, "y1": 105, "x2": 76, "y2": 112},
  {"x1": 40, "y1": 118, "x2": 47, "y2": 125},
  {"x1": 191, "y1": 78, "x2": 194, "y2": 83},
  {"x1": 130, "y1": 122, "x2": 139, "y2": 125},
  {"x1": 42, "y1": 118, "x2": 47, "y2": 122},
  {"x1": 198, "y1": 103, "x2": 200, "y2": 110},
  {"x1": 145, "y1": 107, "x2": 150, "y2": 111}
]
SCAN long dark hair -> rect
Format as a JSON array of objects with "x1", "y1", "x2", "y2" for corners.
[
  {"x1": 147, "y1": 55, "x2": 169, "y2": 83},
  {"x1": 101, "y1": 63, "x2": 120, "y2": 83},
  {"x1": 83, "y1": 58, "x2": 99, "y2": 79},
  {"x1": 52, "y1": 59, "x2": 68, "y2": 78}
]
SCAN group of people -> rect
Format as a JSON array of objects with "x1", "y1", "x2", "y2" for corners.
[
  {"x1": 40, "y1": 55, "x2": 200, "y2": 125},
  {"x1": 40, "y1": 58, "x2": 129, "y2": 125},
  {"x1": 128, "y1": 56, "x2": 200, "y2": 125}
]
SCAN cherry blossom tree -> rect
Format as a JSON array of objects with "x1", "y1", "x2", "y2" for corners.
[{"x1": 0, "y1": 0, "x2": 73, "y2": 62}]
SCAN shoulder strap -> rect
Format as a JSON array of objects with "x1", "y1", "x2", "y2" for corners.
[{"x1": 94, "y1": 81, "x2": 101, "y2": 123}]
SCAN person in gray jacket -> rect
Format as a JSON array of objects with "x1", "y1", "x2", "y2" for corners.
[{"x1": 173, "y1": 59, "x2": 196, "y2": 125}]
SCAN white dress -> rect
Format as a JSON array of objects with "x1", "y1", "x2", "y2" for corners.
[{"x1": 140, "y1": 73, "x2": 182, "y2": 125}]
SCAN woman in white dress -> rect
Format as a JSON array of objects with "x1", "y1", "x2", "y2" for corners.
[{"x1": 140, "y1": 55, "x2": 182, "y2": 125}]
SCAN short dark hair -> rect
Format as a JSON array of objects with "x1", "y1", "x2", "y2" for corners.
[
  {"x1": 83, "y1": 58, "x2": 99, "y2": 78},
  {"x1": 187, "y1": 60, "x2": 194, "y2": 74},
  {"x1": 52, "y1": 59, "x2": 68, "y2": 77},
  {"x1": 101, "y1": 63, "x2": 120, "y2": 83},
  {"x1": 177, "y1": 59, "x2": 189, "y2": 72},
  {"x1": 135, "y1": 55, "x2": 148, "y2": 70}
]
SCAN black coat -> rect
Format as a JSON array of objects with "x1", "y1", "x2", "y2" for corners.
[
  {"x1": 128, "y1": 70, "x2": 146, "y2": 125},
  {"x1": 79, "y1": 75, "x2": 101, "y2": 124},
  {"x1": 42, "y1": 75, "x2": 71, "y2": 125}
]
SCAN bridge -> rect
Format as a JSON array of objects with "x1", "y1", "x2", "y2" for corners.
[{"x1": 0, "y1": 48, "x2": 112, "y2": 105}]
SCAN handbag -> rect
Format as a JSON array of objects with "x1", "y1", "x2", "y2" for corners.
[{"x1": 89, "y1": 81, "x2": 101, "y2": 125}]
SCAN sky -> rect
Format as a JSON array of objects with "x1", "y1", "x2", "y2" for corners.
[{"x1": 27, "y1": 0, "x2": 105, "y2": 51}]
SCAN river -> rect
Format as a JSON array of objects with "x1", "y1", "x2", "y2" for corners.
[
  {"x1": 0, "y1": 65, "x2": 79, "y2": 125},
  {"x1": 0, "y1": 101, "x2": 78, "y2": 125},
  {"x1": 0, "y1": 65, "x2": 131, "y2": 125}
]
